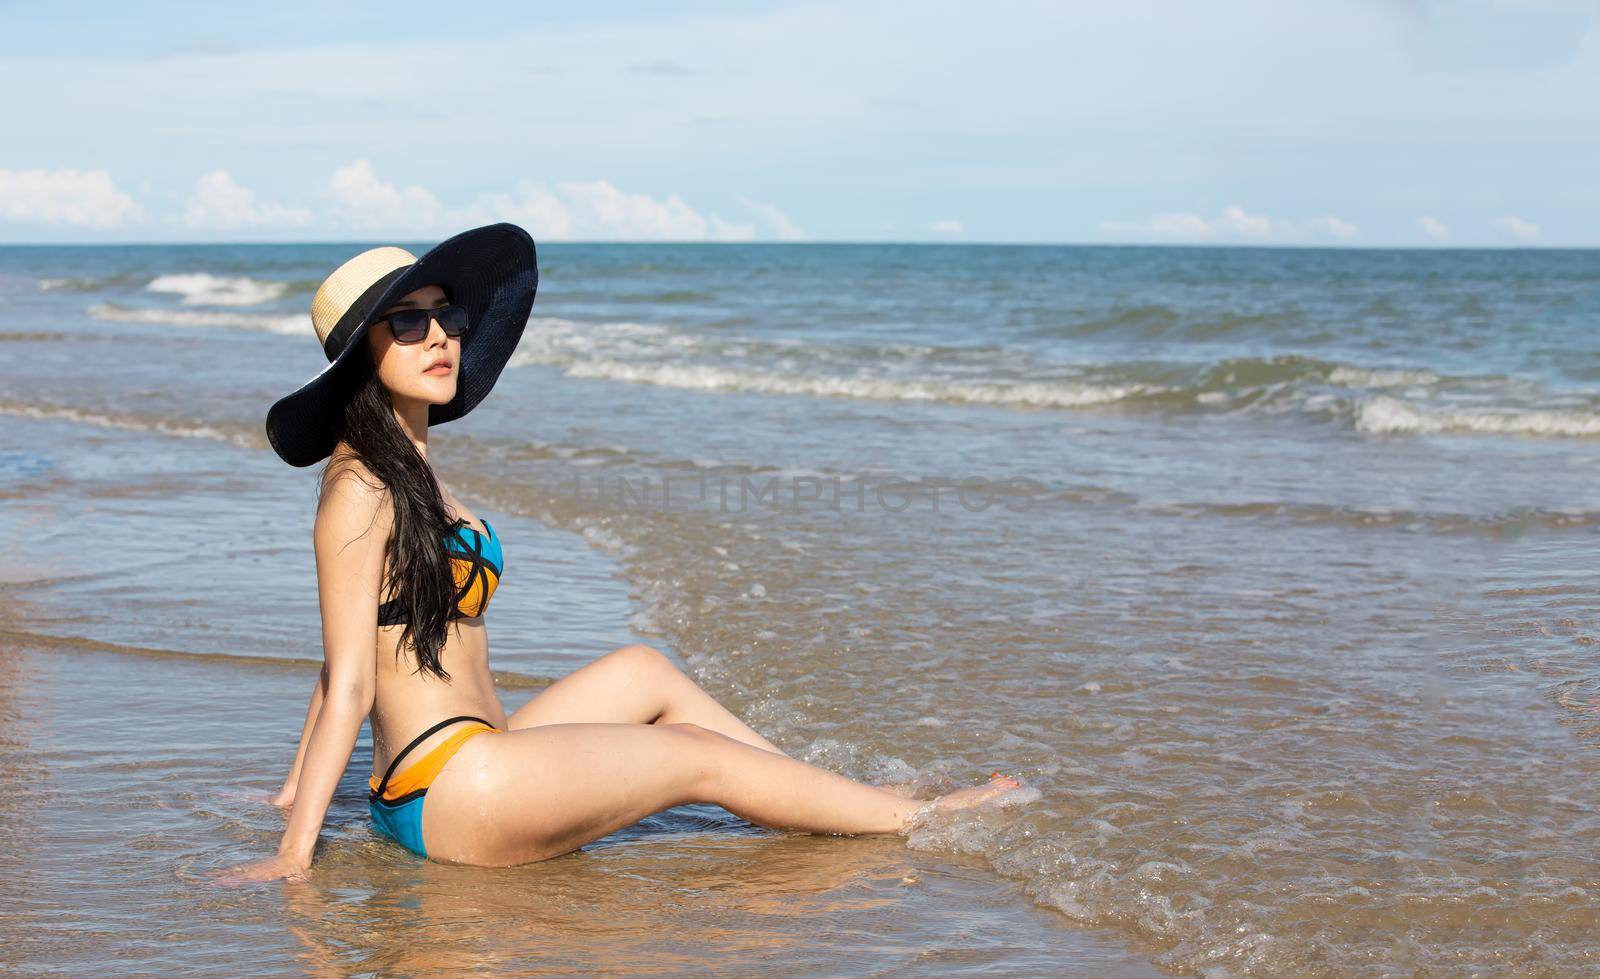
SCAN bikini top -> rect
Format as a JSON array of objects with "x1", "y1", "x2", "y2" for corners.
[{"x1": 376, "y1": 518, "x2": 503, "y2": 627}]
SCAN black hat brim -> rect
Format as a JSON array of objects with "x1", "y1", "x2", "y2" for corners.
[{"x1": 265, "y1": 223, "x2": 538, "y2": 468}]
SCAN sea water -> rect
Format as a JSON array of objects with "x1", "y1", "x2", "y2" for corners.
[{"x1": 2, "y1": 242, "x2": 1597, "y2": 974}]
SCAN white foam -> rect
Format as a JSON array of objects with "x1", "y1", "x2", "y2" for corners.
[
  {"x1": 1355, "y1": 394, "x2": 1600, "y2": 437},
  {"x1": 513, "y1": 350, "x2": 1157, "y2": 409},
  {"x1": 575, "y1": 521, "x2": 627, "y2": 555},
  {"x1": 145, "y1": 272, "x2": 288, "y2": 306},
  {"x1": 1329, "y1": 365, "x2": 1439, "y2": 388},
  {"x1": 89, "y1": 302, "x2": 310, "y2": 336},
  {"x1": 509, "y1": 317, "x2": 1595, "y2": 429},
  {"x1": 507, "y1": 316, "x2": 1164, "y2": 409},
  {"x1": 513, "y1": 315, "x2": 1015, "y2": 372},
  {"x1": 37, "y1": 275, "x2": 117, "y2": 292},
  {"x1": 0, "y1": 400, "x2": 257, "y2": 447}
]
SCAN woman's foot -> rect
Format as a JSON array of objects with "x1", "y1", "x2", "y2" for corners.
[
  {"x1": 932, "y1": 772, "x2": 1024, "y2": 811},
  {"x1": 899, "y1": 772, "x2": 1026, "y2": 829}
]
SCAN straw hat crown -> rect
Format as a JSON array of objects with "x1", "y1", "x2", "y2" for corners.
[{"x1": 310, "y1": 246, "x2": 418, "y2": 350}]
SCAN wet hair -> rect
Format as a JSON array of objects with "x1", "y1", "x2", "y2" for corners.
[{"x1": 317, "y1": 317, "x2": 462, "y2": 682}]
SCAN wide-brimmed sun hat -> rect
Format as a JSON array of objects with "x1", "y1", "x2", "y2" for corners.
[{"x1": 265, "y1": 222, "x2": 538, "y2": 467}]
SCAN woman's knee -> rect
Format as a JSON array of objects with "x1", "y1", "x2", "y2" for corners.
[
  {"x1": 609, "y1": 643, "x2": 684, "y2": 684},
  {"x1": 661, "y1": 720, "x2": 710, "y2": 736},
  {"x1": 659, "y1": 720, "x2": 720, "y2": 747},
  {"x1": 657, "y1": 722, "x2": 735, "y2": 794},
  {"x1": 612, "y1": 642, "x2": 671, "y2": 668}
]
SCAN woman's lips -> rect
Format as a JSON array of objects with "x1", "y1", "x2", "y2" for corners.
[{"x1": 425, "y1": 363, "x2": 452, "y2": 375}]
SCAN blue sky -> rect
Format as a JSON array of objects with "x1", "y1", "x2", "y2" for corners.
[{"x1": 2, "y1": 0, "x2": 1596, "y2": 246}]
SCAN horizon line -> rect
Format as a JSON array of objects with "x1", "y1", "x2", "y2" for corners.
[{"x1": 0, "y1": 238, "x2": 1588, "y2": 251}]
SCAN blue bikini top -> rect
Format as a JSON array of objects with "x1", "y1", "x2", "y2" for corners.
[{"x1": 376, "y1": 519, "x2": 503, "y2": 627}]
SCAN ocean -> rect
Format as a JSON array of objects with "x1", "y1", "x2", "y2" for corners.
[{"x1": 2, "y1": 241, "x2": 1597, "y2": 974}]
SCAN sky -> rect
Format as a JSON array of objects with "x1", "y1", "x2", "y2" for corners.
[{"x1": 1, "y1": 0, "x2": 1596, "y2": 246}]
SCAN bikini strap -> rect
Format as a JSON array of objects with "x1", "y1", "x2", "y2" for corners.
[{"x1": 374, "y1": 714, "x2": 497, "y2": 798}]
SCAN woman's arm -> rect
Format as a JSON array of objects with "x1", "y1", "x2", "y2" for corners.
[
  {"x1": 275, "y1": 669, "x2": 373, "y2": 869},
  {"x1": 214, "y1": 465, "x2": 388, "y2": 884},
  {"x1": 268, "y1": 664, "x2": 329, "y2": 808}
]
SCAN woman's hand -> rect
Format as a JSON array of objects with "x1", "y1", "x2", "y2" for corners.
[
  {"x1": 210, "y1": 853, "x2": 310, "y2": 887},
  {"x1": 267, "y1": 784, "x2": 296, "y2": 808}
]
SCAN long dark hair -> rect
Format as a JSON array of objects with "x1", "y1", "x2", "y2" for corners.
[{"x1": 318, "y1": 336, "x2": 462, "y2": 682}]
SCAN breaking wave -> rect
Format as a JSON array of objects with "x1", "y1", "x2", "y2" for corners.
[
  {"x1": 144, "y1": 273, "x2": 290, "y2": 306},
  {"x1": 507, "y1": 317, "x2": 1600, "y2": 438},
  {"x1": 89, "y1": 302, "x2": 310, "y2": 336}
]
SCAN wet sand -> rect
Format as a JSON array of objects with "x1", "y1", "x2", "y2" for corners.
[{"x1": 0, "y1": 619, "x2": 1158, "y2": 976}]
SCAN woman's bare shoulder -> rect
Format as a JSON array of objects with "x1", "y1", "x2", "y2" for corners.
[
  {"x1": 315, "y1": 452, "x2": 393, "y2": 538},
  {"x1": 320, "y1": 445, "x2": 374, "y2": 488}
]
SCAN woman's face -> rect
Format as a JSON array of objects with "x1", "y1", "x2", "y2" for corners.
[{"x1": 365, "y1": 284, "x2": 458, "y2": 407}]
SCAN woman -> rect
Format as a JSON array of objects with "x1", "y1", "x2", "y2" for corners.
[{"x1": 217, "y1": 224, "x2": 1022, "y2": 882}]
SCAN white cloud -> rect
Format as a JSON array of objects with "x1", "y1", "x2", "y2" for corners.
[
  {"x1": 1308, "y1": 215, "x2": 1359, "y2": 240},
  {"x1": 1419, "y1": 215, "x2": 1450, "y2": 240},
  {"x1": 738, "y1": 196, "x2": 807, "y2": 240},
  {"x1": 1212, "y1": 206, "x2": 1276, "y2": 237},
  {"x1": 552, "y1": 179, "x2": 727, "y2": 240},
  {"x1": 1101, "y1": 205, "x2": 1280, "y2": 241},
  {"x1": 0, "y1": 159, "x2": 803, "y2": 242},
  {"x1": 183, "y1": 170, "x2": 313, "y2": 230},
  {"x1": 1497, "y1": 214, "x2": 1540, "y2": 241},
  {"x1": 471, "y1": 182, "x2": 573, "y2": 239},
  {"x1": 709, "y1": 215, "x2": 758, "y2": 241},
  {"x1": 324, "y1": 160, "x2": 801, "y2": 241},
  {"x1": 0, "y1": 168, "x2": 140, "y2": 228},
  {"x1": 928, "y1": 218, "x2": 964, "y2": 235},
  {"x1": 328, "y1": 159, "x2": 454, "y2": 231},
  {"x1": 1102, "y1": 206, "x2": 1361, "y2": 243}
]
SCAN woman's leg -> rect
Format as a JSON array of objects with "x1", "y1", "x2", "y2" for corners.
[
  {"x1": 423, "y1": 720, "x2": 1017, "y2": 867},
  {"x1": 505, "y1": 644, "x2": 790, "y2": 756}
]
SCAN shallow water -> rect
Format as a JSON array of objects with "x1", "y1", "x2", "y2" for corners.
[
  {"x1": 3, "y1": 242, "x2": 1599, "y2": 974},
  {"x1": 0, "y1": 634, "x2": 1154, "y2": 976}
]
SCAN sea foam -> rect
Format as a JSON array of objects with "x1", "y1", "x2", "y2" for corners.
[
  {"x1": 89, "y1": 302, "x2": 310, "y2": 336},
  {"x1": 145, "y1": 272, "x2": 289, "y2": 306},
  {"x1": 1356, "y1": 394, "x2": 1600, "y2": 437}
]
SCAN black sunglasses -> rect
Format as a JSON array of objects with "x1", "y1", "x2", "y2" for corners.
[{"x1": 379, "y1": 303, "x2": 469, "y2": 344}]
